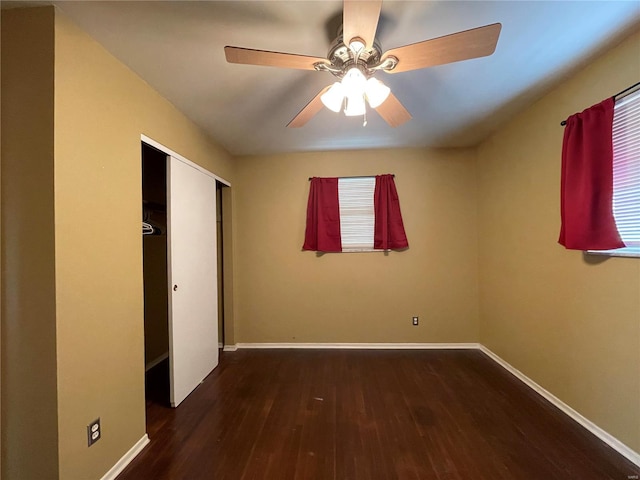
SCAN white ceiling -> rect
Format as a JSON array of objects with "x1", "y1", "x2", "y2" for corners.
[{"x1": 14, "y1": 1, "x2": 640, "y2": 155}]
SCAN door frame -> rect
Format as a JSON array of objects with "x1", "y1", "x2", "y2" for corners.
[{"x1": 141, "y1": 135, "x2": 230, "y2": 187}]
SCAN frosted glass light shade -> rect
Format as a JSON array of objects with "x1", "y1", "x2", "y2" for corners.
[
  {"x1": 365, "y1": 78, "x2": 391, "y2": 108},
  {"x1": 344, "y1": 93, "x2": 366, "y2": 116},
  {"x1": 321, "y1": 82, "x2": 345, "y2": 112},
  {"x1": 341, "y1": 67, "x2": 367, "y2": 98}
]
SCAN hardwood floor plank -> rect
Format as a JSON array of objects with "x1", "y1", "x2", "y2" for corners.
[{"x1": 117, "y1": 350, "x2": 639, "y2": 480}]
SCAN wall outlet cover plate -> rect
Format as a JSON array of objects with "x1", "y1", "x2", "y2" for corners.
[{"x1": 87, "y1": 418, "x2": 101, "y2": 446}]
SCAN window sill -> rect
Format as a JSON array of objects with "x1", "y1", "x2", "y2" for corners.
[
  {"x1": 342, "y1": 248, "x2": 383, "y2": 253},
  {"x1": 587, "y1": 248, "x2": 640, "y2": 258}
]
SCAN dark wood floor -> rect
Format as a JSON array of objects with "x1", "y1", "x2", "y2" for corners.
[{"x1": 118, "y1": 349, "x2": 639, "y2": 480}]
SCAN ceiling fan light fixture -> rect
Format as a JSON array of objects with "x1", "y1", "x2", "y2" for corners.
[
  {"x1": 226, "y1": 1, "x2": 502, "y2": 130},
  {"x1": 365, "y1": 77, "x2": 390, "y2": 108},
  {"x1": 321, "y1": 82, "x2": 345, "y2": 112}
]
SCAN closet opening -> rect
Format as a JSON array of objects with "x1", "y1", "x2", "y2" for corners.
[
  {"x1": 142, "y1": 142, "x2": 170, "y2": 409},
  {"x1": 141, "y1": 139, "x2": 232, "y2": 418},
  {"x1": 216, "y1": 182, "x2": 225, "y2": 349}
]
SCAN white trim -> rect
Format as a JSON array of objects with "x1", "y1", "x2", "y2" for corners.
[
  {"x1": 140, "y1": 134, "x2": 231, "y2": 186},
  {"x1": 587, "y1": 249, "x2": 640, "y2": 258},
  {"x1": 478, "y1": 345, "x2": 640, "y2": 467},
  {"x1": 222, "y1": 344, "x2": 238, "y2": 352},
  {"x1": 166, "y1": 155, "x2": 177, "y2": 407},
  {"x1": 232, "y1": 342, "x2": 480, "y2": 350},
  {"x1": 100, "y1": 434, "x2": 149, "y2": 480},
  {"x1": 145, "y1": 352, "x2": 169, "y2": 372}
]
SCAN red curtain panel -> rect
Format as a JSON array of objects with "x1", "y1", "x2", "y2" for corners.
[
  {"x1": 374, "y1": 174, "x2": 409, "y2": 250},
  {"x1": 302, "y1": 177, "x2": 342, "y2": 252},
  {"x1": 559, "y1": 97, "x2": 624, "y2": 250}
]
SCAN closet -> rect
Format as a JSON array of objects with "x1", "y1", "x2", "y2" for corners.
[
  {"x1": 142, "y1": 144, "x2": 169, "y2": 404},
  {"x1": 142, "y1": 141, "x2": 221, "y2": 408}
]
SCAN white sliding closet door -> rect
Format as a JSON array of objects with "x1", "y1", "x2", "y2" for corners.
[{"x1": 167, "y1": 155, "x2": 219, "y2": 407}]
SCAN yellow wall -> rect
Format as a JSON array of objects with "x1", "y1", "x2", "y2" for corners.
[
  {"x1": 477, "y1": 30, "x2": 640, "y2": 452},
  {"x1": 2, "y1": 7, "x2": 235, "y2": 480},
  {"x1": 234, "y1": 148, "x2": 479, "y2": 344},
  {"x1": 1, "y1": 8, "x2": 59, "y2": 479},
  {"x1": 53, "y1": 10, "x2": 234, "y2": 479}
]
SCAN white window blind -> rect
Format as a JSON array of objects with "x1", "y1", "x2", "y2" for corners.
[
  {"x1": 611, "y1": 88, "x2": 640, "y2": 255},
  {"x1": 338, "y1": 177, "x2": 375, "y2": 252}
]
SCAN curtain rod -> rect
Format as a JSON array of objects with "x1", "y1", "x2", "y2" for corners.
[
  {"x1": 308, "y1": 174, "x2": 394, "y2": 181},
  {"x1": 560, "y1": 80, "x2": 640, "y2": 126}
]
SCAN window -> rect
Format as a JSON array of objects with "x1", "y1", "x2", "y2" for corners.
[
  {"x1": 338, "y1": 177, "x2": 376, "y2": 252},
  {"x1": 593, "y1": 88, "x2": 640, "y2": 257},
  {"x1": 302, "y1": 174, "x2": 408, "y2": 252}
]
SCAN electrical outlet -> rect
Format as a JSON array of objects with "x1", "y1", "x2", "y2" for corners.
[
  {"x1": 412, "y1": 316, "x2": 419, "y2": 326},
  {"x1": 87, "y1": 418, "x2": 101, "y2": 447}
]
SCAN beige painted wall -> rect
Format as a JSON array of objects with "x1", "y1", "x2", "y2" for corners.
[
  {"x1": 1, "y1": 8, "x2": 59, "y2": 479},
  {"x1": 234, "y1": 148, "x2": 479, "y2": 344},
  {"x1": 53, "y1": 10, "x2": 234, "y2": 479},
  {"x1": 2, "y1": 7, "x2": 234, "y2": 480},
  {"x1": 477, "y1": 30, "x2": 640, "y2": 452}
]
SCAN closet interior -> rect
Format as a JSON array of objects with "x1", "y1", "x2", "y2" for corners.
[{"x1": 142, "y1": 143, "x2": 170, "y2": 406}]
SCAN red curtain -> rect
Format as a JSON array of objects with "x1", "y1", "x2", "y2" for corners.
[
  {"x1": 302, "y1": 177, "x2": 342, "y2": 252},
  {"x1": 559, "y1": 97, "x2": 624, "y2": 250},
  {"x1": 374, "y1": 174, "x2": 409, "y2": 250}
]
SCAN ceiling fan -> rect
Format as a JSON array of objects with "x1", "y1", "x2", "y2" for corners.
[{"x1": 224, "y1": 0, "x2": 501, "y2": 128}]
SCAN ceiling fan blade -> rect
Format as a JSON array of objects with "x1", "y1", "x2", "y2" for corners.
[
  {"x1": 343, "y1": 0, "x2": 382, "y2": 49},
  {"x1": 225, "y1": 46, "x2": 328, "y2": 70},
  {"x1": 381, "y1": 23, "x2": 502, "y2": 73},
  {"x1": 287, "y1": 86, "x2": 331, "y2": 128},
  {"x1": 374, "y1": 92, "x2": 412, "y2": 127}
]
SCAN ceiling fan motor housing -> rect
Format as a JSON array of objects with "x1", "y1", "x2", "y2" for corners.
[{"x1": 322, "y1": 32, "x2": 384, "y2": 79}]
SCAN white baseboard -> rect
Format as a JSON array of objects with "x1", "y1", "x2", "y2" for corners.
[
  {"x1": 100, "y1": 434, "x2": 149, "y2": 480},
  {"x1": 479, "y1": 345, "x2": 640, "y2": 467},
  {"x1": 231, "y1": 342, "x2": 480, "y2": 350},
  {"x1": 222, "y1": 344, "x2": 238, "y2": 351},
  {"x1": 145, "y1": 352, "x2": 169, "y2": 372}
]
